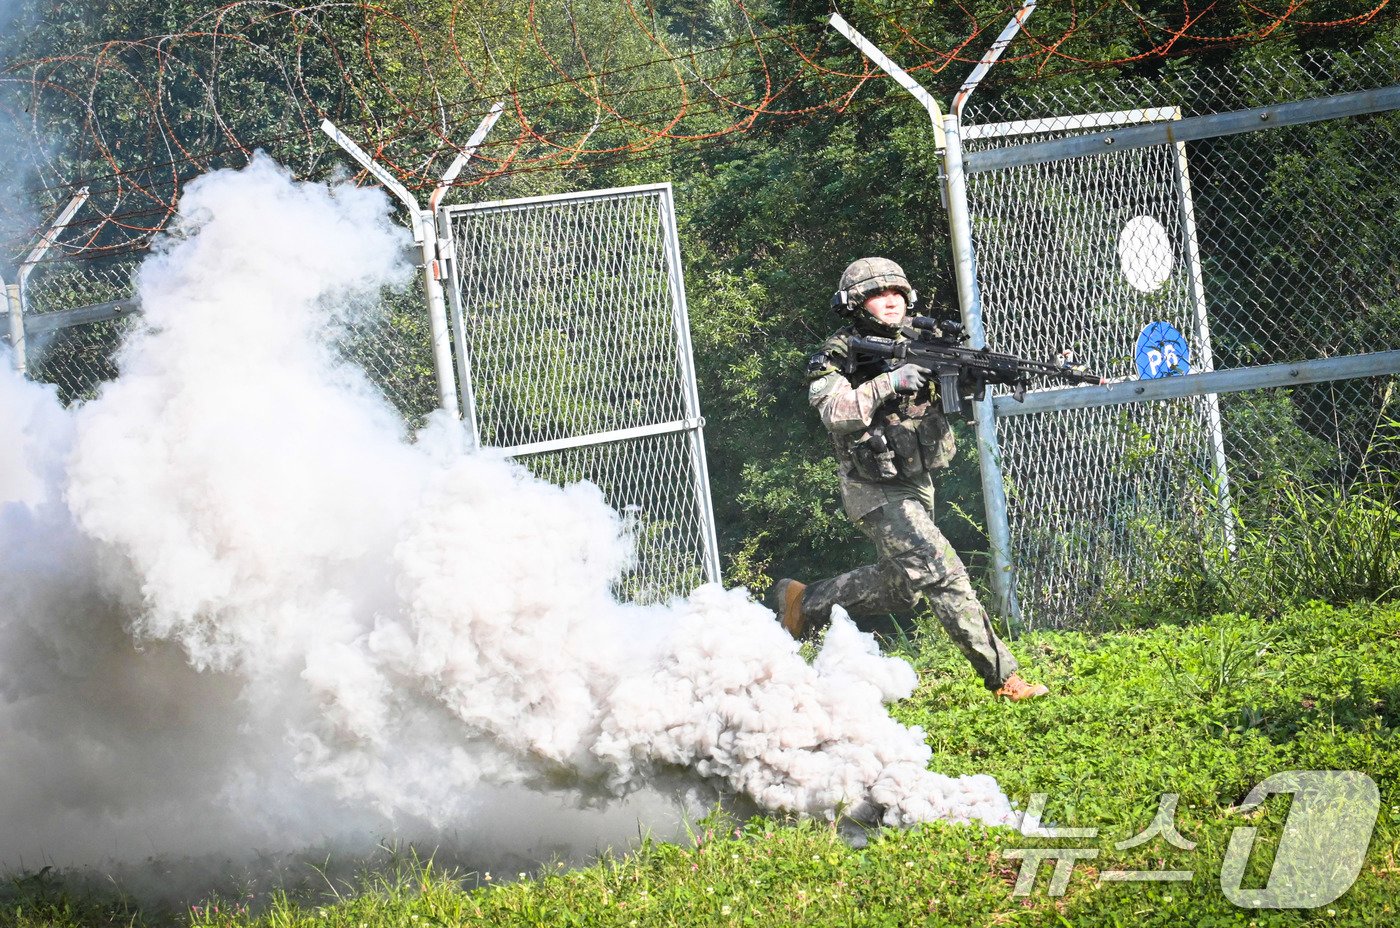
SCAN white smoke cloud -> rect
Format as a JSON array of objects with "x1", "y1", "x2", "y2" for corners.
[{"x1": 0, "y1": 153, "x2": 1013, "y2": 873}]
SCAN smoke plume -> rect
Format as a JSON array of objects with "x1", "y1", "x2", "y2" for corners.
[{"x1": 0, "y1": 154, "x2": 1013, "y2": 872}]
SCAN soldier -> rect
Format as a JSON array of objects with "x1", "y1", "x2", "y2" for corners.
[{"x1": 767, "y1": 257, "x2": 1048, "y2": 701}]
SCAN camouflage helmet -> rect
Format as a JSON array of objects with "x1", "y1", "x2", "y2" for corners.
[{"x1": 833, "y1": 257, "x2": 914, "y2": 316}]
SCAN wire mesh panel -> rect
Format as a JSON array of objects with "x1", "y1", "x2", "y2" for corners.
[
  {"x1": 20, "y1": 257, "x2": 142, "y2": 403},
  {"x1": 961, "y1": 41, "x2": 1400, "y2": 627},
  {"x1": 525, "y1": 431, "x2": 712, "y2": 604},
  {"x1": 965, "y1": 116, "x2": 1226, "y2": 626},
  {"x1": 962, "y1": 41, "x2": 1400, "y2": 374},
  {"x1": 443, "y1": 184, "x2": 721, "y2": 604},
  {"x1": 335, "y1": 282, "x2": 441, "y2": 426},
  {"x1": 16, "y1": 254, "x2": 442, "y2": 425},
  {"x1": 965, "y1": 113, "x2": 1210, "y2": 374}
]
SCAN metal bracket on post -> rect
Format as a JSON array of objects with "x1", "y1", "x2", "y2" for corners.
[
  {"x1": 831, "y1": 2, "x2": 1034, "y2": 625},
  {"x1": 9, "y1": 187, "x2": 91, "y2": 377}
]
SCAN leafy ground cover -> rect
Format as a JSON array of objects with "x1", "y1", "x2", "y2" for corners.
[{"x1": 5, "y1": 600, "x2": 1398, "y2": 927}]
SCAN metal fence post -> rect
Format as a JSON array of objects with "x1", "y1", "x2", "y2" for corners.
[
  {"x1": 322, "y1": 110, "x2": 503, "y2": 429},
  {"x1": 1171, "y1": 127, "x2": 1238, "y2": 551},
  {"x1": 948, "y1": 1, "x2": 1036, "y2": 625},
  {"x1": 416, "y1": 209, "x2": 460, "y2": 421},
  {"x1": 941, "y1": 116, "x2": 1021, "y2": 622},
  {"x1": 4, "y1": 278, "x2": 21, "y2": 374},
  {"x1": 9, "y1": 187, "x2": 91, "y2": 378},
  {"x1": 433, "y1": 102, "x2": 505, "y2": 449}
]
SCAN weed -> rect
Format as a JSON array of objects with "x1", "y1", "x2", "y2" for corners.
[{"x1": 1156, "y1": 615, "x2": 1281, "y2": 701}]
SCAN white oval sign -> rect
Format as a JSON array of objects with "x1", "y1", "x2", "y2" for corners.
[{"x1": 1117, "y1": 215, "x2": 1174, "y2": 292}]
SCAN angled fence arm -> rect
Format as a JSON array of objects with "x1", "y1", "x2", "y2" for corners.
[
  {"x1": 319, "y1": 121, "x2": 422, "y2": 237},
  {"x1": 431, "y1": 101, "x2": 505, "y2": 212},
  {"x1": 321, "y1": 120, "x2": 461, "y2": 419},
  {"x1": 432, "y1": 102, "x2": 506, "y2": 448},
  {"x1": 951, "y1": 0, "x2": 1037, "y2": 119},
  {"x1": 827, "y1": 14, "x2": 945, "y2": 151},
  {"x1": 9, "y1": 187, "x2": 91, "y2": 376}
]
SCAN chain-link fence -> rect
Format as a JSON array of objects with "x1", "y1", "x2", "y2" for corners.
[
  {"x1": 12, "y1": 183, "x2": 721, "y2": 606},
  {"x1": 17, "y1": 257, "x2": 141, "y2": 402},
  {"x1": 961, "y1": 41, "x2": 1400, "y2": 627},
  {"x1": 338, "y1": 283, "x2": 441, "y2": 426},
  {"x1": 442, "y1": 184, "x2": 721, "y2": 603},
  {"x1": 10, "y1": 251, "x2": 443, "y2": 425}
]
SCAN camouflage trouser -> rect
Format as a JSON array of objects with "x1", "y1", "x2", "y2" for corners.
[{"x1": 801, "y1": 497, "x2": 1018, "y2": 690}]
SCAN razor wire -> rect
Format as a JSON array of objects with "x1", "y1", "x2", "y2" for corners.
[
  {"x1": 5, "y1": 0, "x2": 1385, "y2": 261},
  {"x1": 961, "y1": 39, "x2": 1400, "y2": 627},
  {"x1": 442, "y1": 184, "x2": 721, "y2": 604}
]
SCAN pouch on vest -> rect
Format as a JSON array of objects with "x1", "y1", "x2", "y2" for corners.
[
  {"x1": 850, "y1": 429, "x2": 898, "y2": 481},
  {"x1": 883, "y1": 416, "x2": 923, "y2": 478},
  {"x1": 916, "y1": 411, "x2": 956, "y2": 470}
]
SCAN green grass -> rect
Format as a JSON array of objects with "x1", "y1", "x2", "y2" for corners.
[
  {"x1": 1072, "y1": 463, "x2": 1400, "y2": 633},
  {"x1": 1226, "y1": 475, "x2": 1400, "y2": 613},
  {"x1": 5, "y1": 601, "x2": 1399, "y2": 927}
]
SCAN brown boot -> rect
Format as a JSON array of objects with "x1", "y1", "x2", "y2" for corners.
[
  {"x1": 994, "y1": 673, "x2": 1049, "y2": 701},
  {"x1": 767, "y1": 578, "x2": 808, "y2": 639}
]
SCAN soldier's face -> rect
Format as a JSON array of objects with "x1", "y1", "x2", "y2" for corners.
[{"x1": 863, "y1": 288, "x2": 907, "y2": 326}]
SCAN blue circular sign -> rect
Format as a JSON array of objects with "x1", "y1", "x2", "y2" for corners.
[{"x1": 1135, "y1": 322, "x2": 1191, "y2": 379}]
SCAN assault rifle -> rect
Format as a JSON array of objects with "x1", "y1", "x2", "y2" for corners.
[{"x1": 846, "y1": 316, "x2": 1105, "y2": 418}]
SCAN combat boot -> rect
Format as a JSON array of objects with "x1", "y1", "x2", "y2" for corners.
[
  {"x1": 994, "y1": 673, "x2": 1049, "y2": 701},
  {"x1": 767, "y1": 578, "x2": 808, "y2": 639}
]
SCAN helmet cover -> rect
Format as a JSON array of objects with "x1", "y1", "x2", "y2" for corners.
[
  {"x1": 839, "y1": 257, "x2": 913, "y2": 307},
  {"x1": 838, "y1": 257, "x2": 912, "y2": 336}
]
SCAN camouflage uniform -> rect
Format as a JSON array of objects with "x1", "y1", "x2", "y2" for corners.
[{"x1": 802, "y1": 324, "x2": 1019, "y2": 691}]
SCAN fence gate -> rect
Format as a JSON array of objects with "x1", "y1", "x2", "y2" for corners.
[
  {"x1": 8, "y1": 182, "x2": 720, "y2": 607},
  {"x1": 440, "y1": 183, "x2": 722, "y2": 604},
  {"x1": 962, "y1": 108, "x2": 1231, "y2": 625},
  {"x1": 958, "y1": 46, "x2": 1400, "y2": 628}
]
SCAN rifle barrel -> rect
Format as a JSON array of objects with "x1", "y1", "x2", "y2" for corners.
[{"x1": 847, "y1": 336, "x2": 1105, "y2": 387}]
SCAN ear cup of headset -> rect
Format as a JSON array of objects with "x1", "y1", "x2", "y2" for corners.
[{"x1": 831, "y1": 287, "x2": 916, "y2": 317}]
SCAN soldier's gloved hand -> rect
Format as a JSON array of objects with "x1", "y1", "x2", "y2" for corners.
[{"x1": 889, "y1": 363, "x2": 932, "y2": 394}]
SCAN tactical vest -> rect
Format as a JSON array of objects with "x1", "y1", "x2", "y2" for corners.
[{"x1": 813, "y1": 329, "x2": 956, "y2": 483}]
